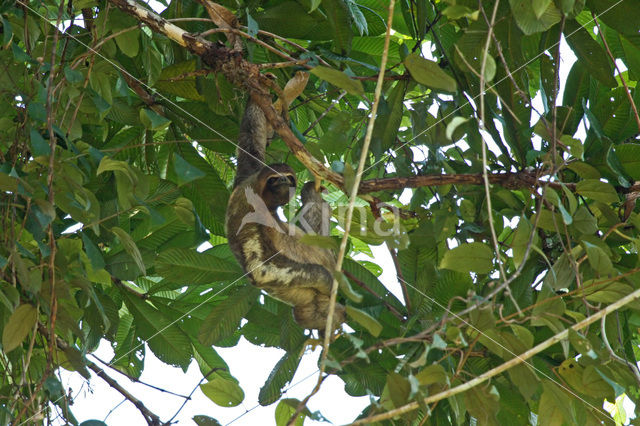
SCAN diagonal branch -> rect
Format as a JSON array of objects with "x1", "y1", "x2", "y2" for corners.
[
  {"x1": 350, "y1": 285, "x2": 640, "y2": 424},
  {"x1": 106, "y1": 0, "x2": 343, "y2": 188}
]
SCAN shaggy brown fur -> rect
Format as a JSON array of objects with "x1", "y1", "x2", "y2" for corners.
[{"x1": 225, "y1": 99, "x2": 344, "y2": 330}]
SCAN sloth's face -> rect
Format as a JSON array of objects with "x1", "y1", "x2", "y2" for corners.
[{"x1": 264, "y1": 173, "x2": 296, "y2": 209}]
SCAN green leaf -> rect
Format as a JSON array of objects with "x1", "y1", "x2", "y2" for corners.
[
  {"x1": 200, "y1": 377, "x2": 244, "y2": 407},
  {"x1": 582, "y1": 241, "x2": 613, "y2": 275},
  {"x1": 345, "y1": 0, "x2": 367, "y2": 35},
  {"x1": 334, "y1": 271, "x2": 363, "y2": 303},
  {"x1": 310, "y1": 66, "x2": 364, "y2": 96},
  {"x1": 463, "y1": 385, "x2": 500, "y2": 424},
  {"x1": 587, "y1": 0, "x2": 640, "y2": 36},
  {"x1": 415, "y1": 364, "x2": 448, "y2": 386},
  {"x1": 198, "y1": 285, "x2": 259, "y2": 345},
  {"x1": 564, "y1": 19, "x2": 616, "y2": 88},
  {"x1": 2, "y1": 304, "x2": 37, "y2": 353},
  {"x1": 440, "y1": 242, "x2": 493, "y2": 274},
  {"x1": 404, "y1": 53, "x2": 457, "y2": 93},
  {"x1": 570, "y1": 206, "x2": 597, "y2": 235},
  {"x1": 172, "y1": 153, "x2": 205, "y2": 186},
  {"x1": 615, "y1": 144, "x2": 640, "y2": 180},
  {"x1": 386, "y1": 372, "x2": 410, "y2": 407},
  {"x1": 371, "y1": 80, "x2": 407, "y2": 155},
  {"x1": 275, "y1": 399, "x2": 305, "y2": 426},
  {"x1": 575, "y1": 179, "x2": 619, "y2": 204},
  {"x1": 345, "y1": 305, "x2": 383, "y2": 337},
  {"x1": 139, "y1": 108, "x2": 171, "y2": 131},
  {"x1": 317, "y1": 112, "x2": 353, "y2": 154},
  {"x1": 114, "y1": 28, "x2": 139, "y2": 57},
  {"x1": 121, "y1": 292, "x2": 192, "y2": 368},
  {"x1": 155, "y1": 248, "x2": 242, "y2": 285},
  {"x1": 64, "y1": 66, "x2": 84, "y2": 84},
  {"x1": 259, "y1": 352, "x2": 302, "y2": 406},
  {"x1": 29, "y1": 129, "x2": 50, "y2": 157},
  {"x1": 322, "y1": 0, "x2": 352, "y2": 54},
  {"x1": 192, "y1": 416, "x2": 222, "y2": 426},
  {"x1": 155, "y1": 60, "x2": 205, "y2": 101},
  {"x1": 512, "y1": 217, "x2": 535, "y2": 268},
  {"x1": 508, "y1": 0, "x2": 561, "y2": 35},
  {"x1": 532, "y1": 0, "x2": 552, "y2": 18},
  {"x1": 580, "y1": 280, "x2": 632, "y2": 304},
  {"x1": 538, "y1": 380, "x2": 576, "y2": 424},
  {"x1": 111, "y1": 227, "x2": 146, "y2": 275}
]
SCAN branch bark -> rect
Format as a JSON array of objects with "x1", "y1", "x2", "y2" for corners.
[
  {"x1": 106, "y1": 0, "x2": 640, "y2": 198},
  {"x1": 106, "y1": 0, "x2": 344, "y2": 188}
]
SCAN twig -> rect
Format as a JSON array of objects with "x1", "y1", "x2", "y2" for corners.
[
  {"x1": 342, "y1": 270, "x2": 405, "y2": 321},
  {"x1": 88, "y1": 363, "x2": 164, "y2": 425},
  {"x1": 592, "y1": 13, "x2": 640, "y2": 133},
  {"x1": 287, "y1": 2, "x2": 396, "y2": 425},
  {"x1": 600, "y1": 315, "x2": 640, "y2": 387},
  {"x1": 90, "y1": 354, "x2": 191, "y2": 399},
  {"x1": 302, "y1": 91, "x2": 347, "y2": 135},
  {"x1": 350, "y1": 285, "x2": 640, "y2": 424},
  {"x1": 477, "y1": 0, "x2": 514, "y2": 308},
  {"x1": 166, "y1": 368, "x2": 223, "y2": 424},
  {"x1": 386, "y1": 243, "x2": 411, "y2": 312},
  {"x1": 258, "y1": 59, "x2": 309, "y2": 69},
  {"x1": 199, "y1": 27, "x2": 300, "y2": 63}
]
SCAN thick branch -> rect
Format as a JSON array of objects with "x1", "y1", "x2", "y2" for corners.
[
  {"x1": 106, "y1": 0, "x2": 343, "y2": 188},
  {"x1": 350, "y1": 286, "x2": 640, "y2": 424},
  {"x1": 106, "y1": 0, "x2": 640, "y2": 200},
  {"x1": 358, "y1": 170, "x2": 545, "y2": 193}
]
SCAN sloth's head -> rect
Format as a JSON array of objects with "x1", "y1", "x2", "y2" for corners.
[{"x1": 258, "y1": 164, "x2": 296, "y2": 210}]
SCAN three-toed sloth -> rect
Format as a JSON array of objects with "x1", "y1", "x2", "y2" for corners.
[{"x1": 225, "y1": 97, "x2": 345, "y2": 331}]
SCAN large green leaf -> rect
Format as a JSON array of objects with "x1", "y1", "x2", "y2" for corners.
[
  {"x1": 564, "y1": 19, "x2": 616, "y2": 88},
  {"x1": 121, "y1": 293, "x2": 192, "y2": 369},
  {"x1": 440, "y1": 242, "x2": 493, "y2": 274},
  {"x1": 2, "y1": 304, "x2": 37, "y2": 353},
  {"x1": 259, "y1": 351, "x2": 302, "y2": 406},
  {"x1": 200, "y1": 377, "x2": 244, "y2": 407},
  {"x1": 155, "y1": 248, "x2": 242, "y2": 285},
  {"x1": 404, "y1": 53, "x2": 457, "y2": 92},
  {"x1": 509, "y1": 0, "x2": 561, "y2": 35},
  {"x1": 198, "y1": 285, "x2": 259, "y2": 345}
]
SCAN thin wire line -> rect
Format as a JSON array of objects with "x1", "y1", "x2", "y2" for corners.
[
  {"x1": 16, "y1": 0, "x2": 282, "y2": 176},
  {"x1": 362, "y1": 0, "x2": 625, "y2": 175},
  {"x1": 15, "y1": 0, "x2": 626, "y2": 423},
  {"x1": 18, "y1": 251, "x2": 282, "y2": 425},
  {"x1": 395, "y1": 275, "x2": 612, "y2": 420}
]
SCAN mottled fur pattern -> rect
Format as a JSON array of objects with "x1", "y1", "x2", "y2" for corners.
[
  {"x1": 300, "y1": 182, "x2": 331, "y2": 236},
  {"x1": 225, "y1": 98, "x2": 345, "y2": 330}
]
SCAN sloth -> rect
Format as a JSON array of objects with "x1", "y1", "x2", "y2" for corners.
[{"x1": 225, "y1": 96, "x2": 345, "y2": 331}]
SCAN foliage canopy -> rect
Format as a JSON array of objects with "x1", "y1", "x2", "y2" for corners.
[{"x1": 2, "y1": 0, "x2": 640, "y2": 424}]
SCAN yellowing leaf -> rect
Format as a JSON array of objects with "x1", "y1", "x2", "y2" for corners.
[
  {"x1": 2, "y1": 304, "x2": 37, "y2": 353},
  {"x1": 310, "y1": 66, "x2": 364, "y2": 96},
  {"x1": 200, "y1": 377, "x2": 244, "y2": 407},
  {"x1": 404, "y1": 53, "x2": 457, "y2": 93},
  {"x1": 345, "y1": 305, "x2": 382, "y2": 337}
]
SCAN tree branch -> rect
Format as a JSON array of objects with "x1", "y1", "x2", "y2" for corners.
[
  {"x1": 106, "y1": 0, "x2": 640, "y2": 202},
  {"x1": 350, "y1": 285, "x2": 640, "y2": 424},
  {"x1": 45, "y1": 327, "x2": 165, "y2": 426}
]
